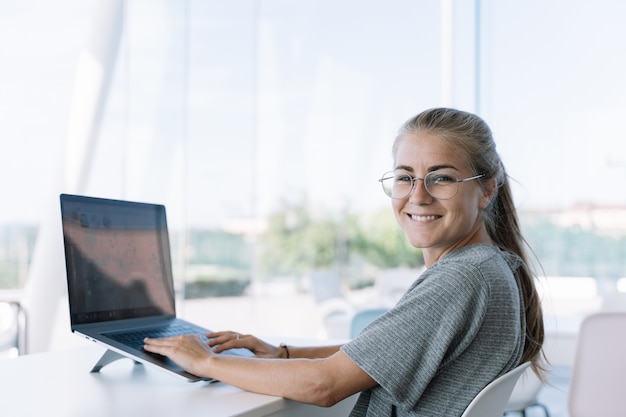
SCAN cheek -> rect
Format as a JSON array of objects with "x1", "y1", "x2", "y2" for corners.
[
  {"x1": 459, "y1": 197, "x2": 484, "y2": 223},
  {"x1": 391, "y1": 199, "x2": 404, "y2": 219}
]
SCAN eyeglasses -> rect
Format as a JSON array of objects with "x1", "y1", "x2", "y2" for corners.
[{"x1": 379, "y1": 170, "x2": 486, "y2": 200}]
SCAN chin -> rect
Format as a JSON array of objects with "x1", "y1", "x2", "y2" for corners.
[{"x1": 406, "y1": 238, "x2": 429, "y2": 249}]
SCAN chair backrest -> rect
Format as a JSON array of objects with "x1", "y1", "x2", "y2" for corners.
[
  {"x1": 0, "y1": 300, "x2": 26, "y2": 356},
  {"x1": 460, "y1": 362, "x2": 531, "y2": 417},
  {"x1": 375, "y1": 267, "x2": 422, "y2": 305},
  {"x1": 309, "y1": 270, "x2": 343, "y2": 304},
  {"x1": 349, "y1": 308, "x2": 388, "y2": 338},
  {"x1": 503, "y1": 365, "x2": 544, "y2": 412},
  {"x1": 568, "y1": 312, "x2": 626, "y2": 417}
]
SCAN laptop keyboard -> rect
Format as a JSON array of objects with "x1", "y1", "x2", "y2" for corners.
[{"x1": 105, "y1": 323, "x2": 209, "y2": 351}]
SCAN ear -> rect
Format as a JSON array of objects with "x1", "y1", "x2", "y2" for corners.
[{"x1": 479, "y1": 179, "x2": 497, "y2": 209}]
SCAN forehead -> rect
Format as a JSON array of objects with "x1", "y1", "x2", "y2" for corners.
[{"x1": 393, "y1": 131, "x2": 467, "y2": 170}]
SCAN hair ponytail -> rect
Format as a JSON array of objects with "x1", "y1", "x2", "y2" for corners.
[{"x1": 489, "y1": 174, "x2": 545, "y2": 376}]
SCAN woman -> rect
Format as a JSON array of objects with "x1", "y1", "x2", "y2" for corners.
[{"x1": 144, "y1": 108, "x2": 544, "y2": 416}]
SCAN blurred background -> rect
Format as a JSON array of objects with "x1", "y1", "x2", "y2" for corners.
[{"x1": 1, "y1": 0, "x2": 626, "y2": 365}]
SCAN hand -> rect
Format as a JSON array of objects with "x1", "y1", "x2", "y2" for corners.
[
  {"x1": 207, "y1": 331, "x2": 282, "y2": 358},
  {"x1": 143, "y1": 334, "x2": 214, "y2": 377}
]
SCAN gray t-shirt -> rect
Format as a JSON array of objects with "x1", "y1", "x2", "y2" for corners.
[{"x1": 341, "y1": 244, "x2": 525, "y2": 417}]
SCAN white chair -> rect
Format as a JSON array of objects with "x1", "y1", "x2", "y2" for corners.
[
  {"x1": 309, "y1": 270, "x2": 344, "y2": 304},
  {"x1": 349, "y1": 307, "x2": 388, "y2": 338},
  {"x1": 0, "y1": 290, "x2": 27, "y2": 356},
  {"x1": 309, "y1": 271, "x2": 354, "y2": 338},
  {"x1": 375, "y1": 267, "x2": 422, "y2": 306},
  {"x1": 504, "y1": 366, "x2": 550, "y2": 416},
  {"x1": 568, "y1": 311, "x2": 626, "y2": 417},
  {"x1": 461, "y1": 362, "x2": 531, "y2": 417}
]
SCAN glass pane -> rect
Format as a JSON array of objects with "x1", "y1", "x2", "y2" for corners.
[
  {"x1": 480, "y1": 1, "x2": 626, "y2": 351},
  {"x1": 181, "y1": 0, "x2": 440, "y2": 338},
  {"x1": 0, "y1": 0, "x2": 99, "y2": 290}
]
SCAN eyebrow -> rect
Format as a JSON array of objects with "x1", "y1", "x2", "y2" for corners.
[{"x1": 394, "y1": 164, "x2": 459, "y2": 173}]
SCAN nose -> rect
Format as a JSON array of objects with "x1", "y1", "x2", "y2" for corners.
[{"x1": 408, "y1": 178, "x2": 432, "y2": 203}]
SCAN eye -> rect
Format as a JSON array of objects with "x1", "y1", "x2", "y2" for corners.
[
  {"x1": 394, "y1": 173, "x2": 413, "y2": 183},
  {"x1": 428, "y1": 171, "x2": 456, "y2": 185}
]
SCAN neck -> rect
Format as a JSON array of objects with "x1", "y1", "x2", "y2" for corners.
[{"x1": 423, "y1": 227, "x2": 493, "y2": 267}]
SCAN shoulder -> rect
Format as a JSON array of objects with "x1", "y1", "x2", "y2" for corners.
[
  {"x1": 442, "y1": 243, "x2": 515, "y2": 264},
  {"x1": 431, "y1": 244, "x2": 521, "y2": 279},
  {"x1": 409, "y1": 244, "x2": 520, "y2": 304}
]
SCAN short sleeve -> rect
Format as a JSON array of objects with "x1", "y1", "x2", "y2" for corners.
[{"x1": 341, "y1": 261, "x2": 491, "y2": 412}]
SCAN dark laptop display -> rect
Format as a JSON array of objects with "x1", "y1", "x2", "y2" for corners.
[{"x1": 62, "y1": 195, "x2": 176, "y2": 325}]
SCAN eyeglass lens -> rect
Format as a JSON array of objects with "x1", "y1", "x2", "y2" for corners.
[{"x1": 380, "y1": 171, "x2": 460, "y2": 200}]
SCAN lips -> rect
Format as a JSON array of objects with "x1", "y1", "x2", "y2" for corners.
[{"x1": 410, "y1": 214, "x2": 441, "y2": 222}]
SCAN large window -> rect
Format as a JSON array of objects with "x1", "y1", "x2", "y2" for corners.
[
  {"x1": 1, "y1": 0, "x2": 626, "y2": 354},
  {"x1": 480, "y1": 1, "x2": 626, "y2": 318}
]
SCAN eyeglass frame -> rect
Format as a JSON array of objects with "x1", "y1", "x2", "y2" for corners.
[{"x1": 378, "y1": 170, "x2": 486, "y2": 200}]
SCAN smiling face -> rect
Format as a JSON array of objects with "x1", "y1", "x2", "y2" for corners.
[{"x1": 391, "y1": 131, "x2": 495, "y2": 266}]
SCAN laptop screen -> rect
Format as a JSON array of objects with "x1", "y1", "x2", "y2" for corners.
[{"x1": 60, "y1": 194, "x2": 176, "y2": 326}]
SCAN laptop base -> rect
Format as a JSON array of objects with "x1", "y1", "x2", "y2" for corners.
[{"x1": 91, "y1": 349, "x2": 141, "y2": 373}]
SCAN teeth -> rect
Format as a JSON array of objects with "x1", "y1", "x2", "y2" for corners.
[{"x1": 411, "y1": 215, "x2": 439, "y2": 221}]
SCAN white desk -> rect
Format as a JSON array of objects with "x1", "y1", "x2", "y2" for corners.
[{"x1": 0, "y1": 347, "x2": 357, "y2": 417}]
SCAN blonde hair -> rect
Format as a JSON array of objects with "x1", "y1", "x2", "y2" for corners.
[{"x1": 394, "y1": 108, "x2": 545, "y2": 375}]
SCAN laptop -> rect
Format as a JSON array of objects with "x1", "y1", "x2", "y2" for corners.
[{"x1": 60, "y1": 193, "x2": 252, "y2": 382}]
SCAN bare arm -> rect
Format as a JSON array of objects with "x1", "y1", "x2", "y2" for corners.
[
  {"x1": 206, "y1": 331, "x2": 342, "y2": 359},
  {"x1": 143, "y1": 334, "x2": 376, "y2": 406},
  {"x1": 284, "y1": 344, "x2": 343, "y2": 359}
]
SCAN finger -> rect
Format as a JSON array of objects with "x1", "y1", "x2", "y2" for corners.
[
  {"x1": 143, "y1": 337, "x2": 178, "y2": 355},
  {"x1": 206, "y1": 331, "x2": 232, "y2": 339},
  {"x1": 206, "y1": 331, "x2": 242, "y2": 346},
  {"x1": 209, "y1": 333, "x2": 247, "y2": 353},
  {"x1": 143, "y1": 334, "x2": 199, "y2": 350},
  {"x1": 206, "y1": 331, "x2": 241, "y2": 342},
  {"x1": 143, "y1": 336, "x2": 175, "y2": 346},
  {"x1": 143, "y1": 342, "x2": 167, "y2": 355}
]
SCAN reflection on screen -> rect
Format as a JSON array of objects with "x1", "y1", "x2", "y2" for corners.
[{"x1": 61, "y1": 197, "x2": 176, "y2": 325}]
